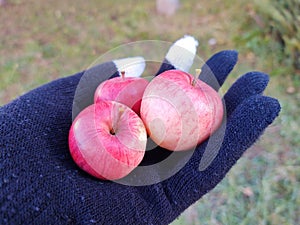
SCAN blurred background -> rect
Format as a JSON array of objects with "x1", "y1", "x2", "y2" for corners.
[{"x1": 0, "y1": 0, "x2": 299, "y2": 224}]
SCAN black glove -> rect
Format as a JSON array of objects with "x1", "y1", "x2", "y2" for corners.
[{"x1": 0, "y1": 43, "x2": 280, "y2": 224}]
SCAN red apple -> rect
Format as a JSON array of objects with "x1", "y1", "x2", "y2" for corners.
[
  {"x1": 69, "y1": 100, "x2": 147, "y2": 180},
  {"x1": 140, "y1": 69, "x2": 224, "y2": 151},
  {"x1": 94, "y1": 71, "x2": 149, "y2": 115}
]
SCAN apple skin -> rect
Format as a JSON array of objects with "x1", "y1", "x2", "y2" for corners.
[
  {"x1": 94, "y1": 76, "x2": 149, "y2": 115},
  {"x1": 69, "y1": 100, "x2": 147, "y2": 180},
  {"x1": 140, "y1": 70, "x2": 224, "y2": 151}
]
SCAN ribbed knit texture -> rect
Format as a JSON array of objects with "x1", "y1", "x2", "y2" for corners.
[{"x1": 0, "y1": 50, "x2": 280, "y2": 224}]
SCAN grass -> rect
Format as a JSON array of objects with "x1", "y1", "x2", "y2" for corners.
[{"x1": 1, "y1": 0, "x2": 299, "y2": 224}]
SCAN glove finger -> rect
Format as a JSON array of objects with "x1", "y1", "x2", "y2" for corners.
[
  {"x1": 198, "y1": 94, "x2": 280, "y2": 175},
  {"x1": 164, "y1": 95, "x2": 280, "y2": 212},
  {"x1": 200, "y1": 50, "x2": 238, "y2": 90},
  {"x1": 195, "y1": 71, "x2": 269, "y2": 170},
  {"x1": 224, "y1": 71, "x2": 270, "y2": 117},
  {"x1": 155, "y1": 35, "x2": 198, "y2": 75},
  {"x1": 72, "y1": 57, "x2": 145, "y2": 120}
]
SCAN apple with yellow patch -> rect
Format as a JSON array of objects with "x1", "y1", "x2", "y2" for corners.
[{"x1": 140, "y1": 69, "x2": 224, "y2": 151}]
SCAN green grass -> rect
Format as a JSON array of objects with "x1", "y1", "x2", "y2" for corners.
[{"x1": 1, "y1": 0, "x2": 299, "y2": 224}]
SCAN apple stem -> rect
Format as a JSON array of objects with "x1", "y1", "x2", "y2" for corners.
[
  {"x1": 192, "y1": 69, "x2": 201, "y2": 86},
  {"x1": 110, "y1": 128, "x2": 116, "y2": 135},
  {"x1": 121, "y1": 71, "x2": 125, "y2": 80}
]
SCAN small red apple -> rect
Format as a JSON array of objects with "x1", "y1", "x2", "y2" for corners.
[
  {"x1": 69, "y1": 100, "x2": 147, "y2": 180},
  {"x1": 94, "y1": 71, "x2": 149, "y2": 115},
  {"x1": 140, "y1": 69, "x2": 224, "y2": 151}
]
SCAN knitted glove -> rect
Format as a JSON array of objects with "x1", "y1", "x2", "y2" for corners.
[{"x1": 0, "y1": 45, "x2": 280, "y2": 224}]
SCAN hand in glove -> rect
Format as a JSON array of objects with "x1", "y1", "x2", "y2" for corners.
[{"x1": 0, "y1": 38, "x2": 280, "y2": 224}]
